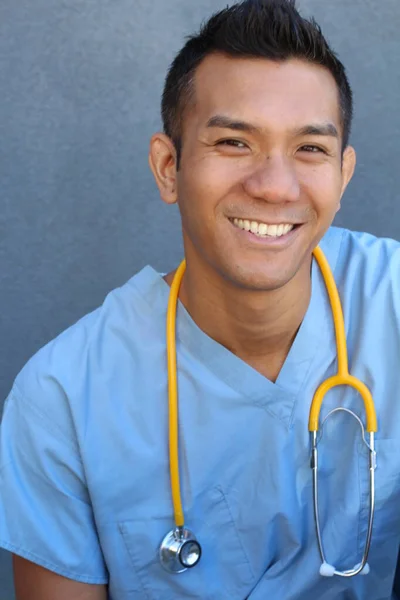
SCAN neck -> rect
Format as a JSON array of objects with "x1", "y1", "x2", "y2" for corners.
[{"x1": 165, "y1": 256, "x2": 312, "y2": 383}]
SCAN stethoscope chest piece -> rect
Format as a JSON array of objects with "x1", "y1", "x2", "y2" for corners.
[{"x1": 160, "y1": 527, "x2": 202, "y2": 573}]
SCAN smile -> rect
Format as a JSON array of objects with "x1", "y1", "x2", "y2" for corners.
[{"x1": 231, "y1": 218, "x2": 295, "y2": 238}]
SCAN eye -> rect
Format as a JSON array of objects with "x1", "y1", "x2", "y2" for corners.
[
  {"x1": 216, "y1": 139, "x2": 248, "y2": 149},
  {"x1": 299, "y1": 144, "x2": 326, "y2": 154}
]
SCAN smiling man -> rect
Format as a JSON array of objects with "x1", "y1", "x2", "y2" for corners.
[
  {"x1": 154, "y1": 50, "x2": 355, "y2": 383},
  {"x1": 1, "y1": 1, "x2": 400, "y2": 599}
]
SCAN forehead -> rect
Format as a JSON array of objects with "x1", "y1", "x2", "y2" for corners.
[{"x1": 189, "y1": 53, "x2": 341, "y2": 133}]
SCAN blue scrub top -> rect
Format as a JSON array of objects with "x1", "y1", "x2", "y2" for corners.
[{"x1": 1, "y1": 226, "x2": 400, "y2": 600}]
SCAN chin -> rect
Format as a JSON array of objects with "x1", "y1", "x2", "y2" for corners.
[
  {"x1": 224, "y1": 266, "x2": 293, "y2": 292},
  {"x1": 216, "y1": 245, "x2": 311, "y2": 292},
  {"x1": 241, "y1": 277, "x2": 290, "y2": 292}
]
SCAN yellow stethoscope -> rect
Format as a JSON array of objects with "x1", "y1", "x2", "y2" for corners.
[{"x1": 159, "y1": 246, "x2": 378, "y2": 577}]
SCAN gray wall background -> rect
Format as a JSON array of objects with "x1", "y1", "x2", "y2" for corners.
[{"x1": 0, "y1": 0, "x2": 399, "y2": 598}]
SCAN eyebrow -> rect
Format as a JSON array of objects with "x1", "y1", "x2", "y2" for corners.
[
  {"x1": 205, "y1": 115, "x2": 339, "y2": 139},
  {"x1": 296, "y1": 123, "x2": 339, "y2": 138},
  {"x1": 206, "y1": 115, "x2": 260, "y2": 134}
]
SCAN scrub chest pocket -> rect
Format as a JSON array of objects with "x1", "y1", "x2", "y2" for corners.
[{"x1": 119, "y1": 486, "x2": 256, "y2": 600}]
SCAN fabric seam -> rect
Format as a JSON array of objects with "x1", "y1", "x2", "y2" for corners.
[
  {"x1": 118, "y1": 523, "x2": 154, "y2": 600},
  {"x1": 217, "y1": 486, "x2": 256, "y2": 581},
  {"x1": 0, "y1": 540, "x2": 108, "y2": 584},
  {"x1": 11, "y1": 384, "x2": 77, "y2": 451}
]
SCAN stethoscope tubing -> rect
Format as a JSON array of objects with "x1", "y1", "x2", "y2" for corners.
[{"x1": 164, "y1": 246, "x2": 378, "y2": 576}]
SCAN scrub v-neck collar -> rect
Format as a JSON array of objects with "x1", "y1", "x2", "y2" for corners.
[{"x1": 136, "y1": 227, "x2": 344, "y2": 428}]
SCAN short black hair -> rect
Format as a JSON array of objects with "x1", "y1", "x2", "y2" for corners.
[{"x1": 161, "y1": 0, "x2": 353, "y2": 167}]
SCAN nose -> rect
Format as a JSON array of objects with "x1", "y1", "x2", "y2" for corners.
[{"x1": 242, "y1": 155, "x2": 300, "y2": 204}]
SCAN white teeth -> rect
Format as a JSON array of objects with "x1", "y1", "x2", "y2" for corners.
[
  {"x1": 232, "y1": 218, "x2": 294, "y2": 237},
  {"x1": 258, "y1": 223, "x2": 268, "y2": 235},
  {"x1": 268, "y1": 224, "x2": 278, "y2": 237},
  {"x1": 250, "y1": 221, "x2": 259, "y2": 234}
]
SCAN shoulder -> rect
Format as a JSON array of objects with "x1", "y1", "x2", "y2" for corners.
[
  {"x1": 7, "y1": 265, "x2": 166, "y2": 439},
  {"x1": 322, "y1": 226, "x2": 400, "y2": 292},
  {"x1": 320, "y1": 227, "x2": 400, "y2": 345}
]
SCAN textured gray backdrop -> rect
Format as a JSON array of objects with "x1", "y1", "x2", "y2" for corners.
[{"x1": 0, "y1": 1, "x2": 399, "y2": 598}]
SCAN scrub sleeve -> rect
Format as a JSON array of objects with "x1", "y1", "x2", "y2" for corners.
[{"x1": 0, "y1": 384, "x2": 108, "y2": 584}]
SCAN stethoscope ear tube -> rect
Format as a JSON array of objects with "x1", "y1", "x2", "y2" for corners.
[
  {"x1": 311, "y1": 420, "x2": 376, "y2": 577},
  {"x1": 308, "y1": 247, "x2": 377, "y2": 576}
]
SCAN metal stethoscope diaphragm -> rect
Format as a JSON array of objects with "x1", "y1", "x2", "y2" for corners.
[{"x1": 160, "y1": 527, "x2": 202, "y2": 573}]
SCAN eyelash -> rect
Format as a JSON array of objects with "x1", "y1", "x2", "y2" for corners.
[
  {"x1": 300, "y1": 145, "x2": 326, "y2": 154},
  {"x1": 217, "y1": 139, "x2": 327, "y2": 155},
  {"x1": 217, "y1": 139, "x2": 247, "y2": 148}
]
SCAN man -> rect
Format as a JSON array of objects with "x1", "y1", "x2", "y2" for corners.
[{"x1": 1, "y1": 0, "x2": 400, "y2": 598}]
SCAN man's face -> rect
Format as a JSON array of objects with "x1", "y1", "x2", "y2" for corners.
[{"x1": 154, "y1": 54, "x2": 355, "y2": 291}]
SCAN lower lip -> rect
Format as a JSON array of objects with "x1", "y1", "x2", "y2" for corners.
[{"x1": 230, "y1": 221, "x2": 302, "y2": 247}]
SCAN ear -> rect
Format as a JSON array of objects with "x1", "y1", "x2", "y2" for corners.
[
  {"x1": 336, "y1": 145, "x2": 356, "y2": 213},
  {"x1": 340, "y1": 144, "x2": 356, "y2": 196},
  {"x1": 148, "y1": 133, "x2": 178, "y2": 205}
]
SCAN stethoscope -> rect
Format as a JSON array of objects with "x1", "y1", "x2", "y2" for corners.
[{"x1": 159, "y1": 246, "x2": 378, "y2": 577}]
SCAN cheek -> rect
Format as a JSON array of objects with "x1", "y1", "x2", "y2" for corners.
[
  {"x1": 299, "y1": 165, "x2": 343, "y2": 213},
  {"x1": 178, "y1": 157, "x2": 243, "y2": 218}
]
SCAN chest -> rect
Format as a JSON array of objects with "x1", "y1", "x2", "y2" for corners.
[
  {"x1": 78, "y1": 298, "x2": 400, "y2": 599},
  {"x1": 86, "y1": 379, "x2": 400, "y2": 600}
]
